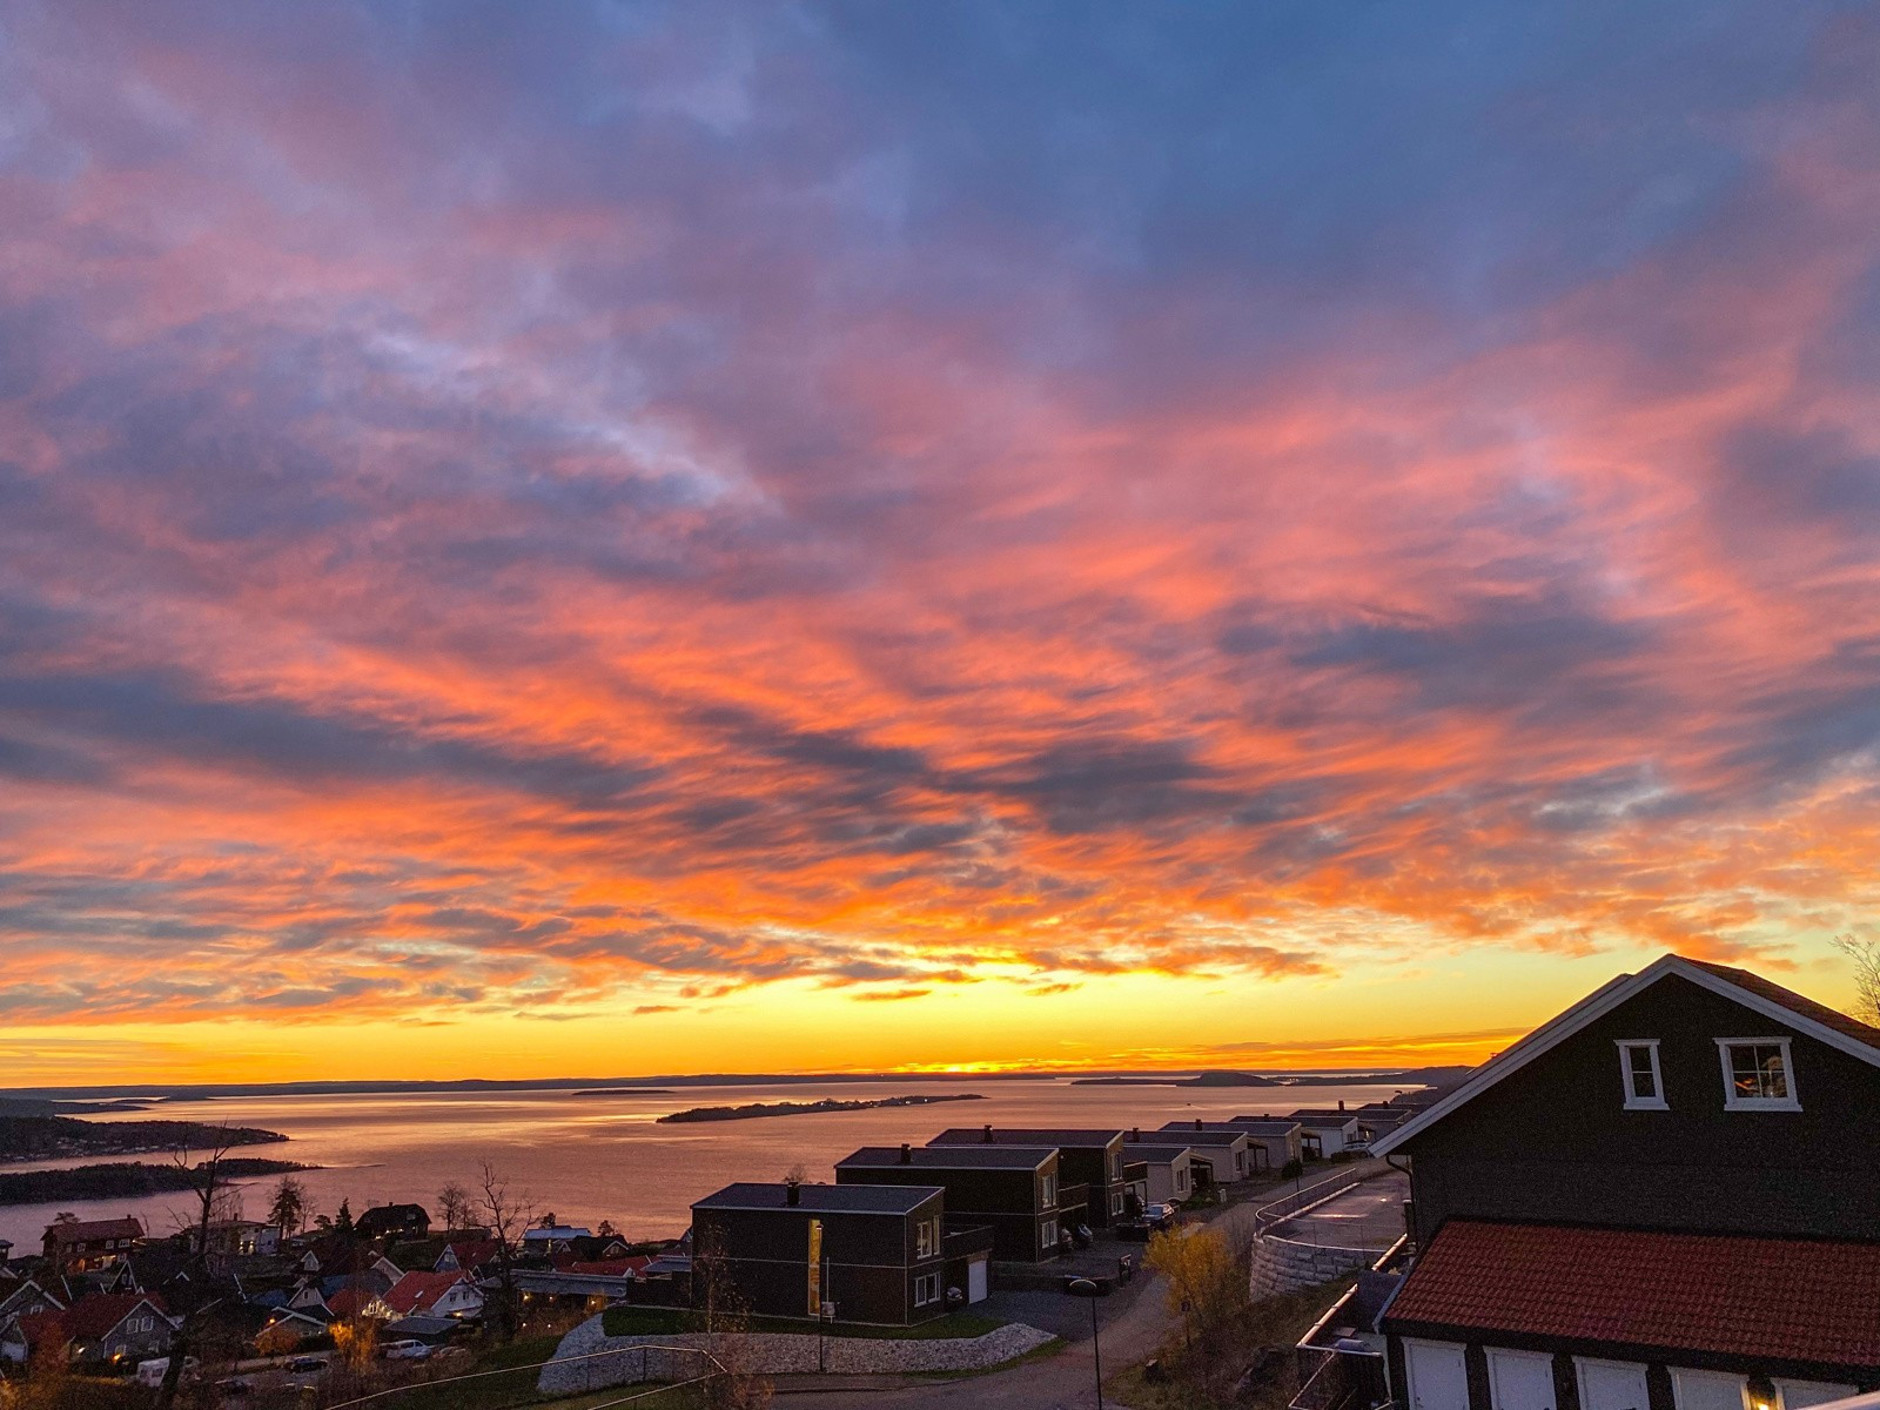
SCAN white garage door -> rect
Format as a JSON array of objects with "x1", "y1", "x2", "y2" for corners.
[
  {"x1": 1673, "y1": 1369, "x2": 1747, "y2": 1410},
  {"x1": 966, "y1": 1258, "x2": 988, "y2": 1304},
  {"x1": 1777, "y1": 1381, "x2": 1859, "y2": 1410},
  {"x1": 1406, "y1": 1339, "x2": 1471, "y2": 1410},
  {"x1": 1488, "y1": 1349, "x2": 1557, "y2": 1410},
  {"x1": 1578, "y1": 1359, "x2": 1651, "y2": 1410}
]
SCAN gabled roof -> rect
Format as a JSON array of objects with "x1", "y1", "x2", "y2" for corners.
[
  {"x1": 837, "y1": 1145, "x2": 1055, "y2": 1171},
  {"x1": 382, "y1": 1271, "x2": 474, "y2": 1316},
  {"x1": 44, "y1": 1217, "x2": 144, "y2": 1247},
  {"x1": 58, "y1": 1292, "x2": 169, "y2": 1342},
  {"x1": 1386, "y1": 1219, "x2": 1880, "y2": 1368},
  {"x1": 1373, "y1": 954, "x2": 1880, "y2": 1158}
]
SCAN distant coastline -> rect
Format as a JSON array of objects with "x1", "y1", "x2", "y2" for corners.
[
  {"x1": 659, "y1": 1093, "x2": 985, "y2": 1124},
  {"x1": 0, "y1": 1116, "x2": 290, "y2": 1166},
  {"x1": 570, "y1": 1088, "x2": 675, "y2": 1097},
  {"x1": 0, "y1": 1158, "x2": 314, "y2": 1207}
]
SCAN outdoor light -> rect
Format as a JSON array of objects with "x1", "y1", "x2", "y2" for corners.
[
  {"x1": 1747, "y1": 1375, "x2": 1778, "y2": 1410},
  {"x1": 1066, "y1": 1276, "x2": 1110, "y2": 1410}
]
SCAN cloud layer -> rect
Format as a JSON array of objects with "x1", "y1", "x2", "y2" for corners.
[{"x1": 1, "y1": 1, "x2": 1879, "y2": 1043}]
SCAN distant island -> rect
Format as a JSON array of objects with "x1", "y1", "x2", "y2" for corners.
[
  {"x1": 0, "y1": 1158, "x2": 314, "y2": 1207},
  {"x1": 570, "y1": 1088, "x2": 675, "y2": 1097},
  {"x1": 1069, "y1": 1065, "x2": 1474, "y2": 1089},
  {"x1": 0, "y1": 1116, "x2": 290, "y2": 1165},
  {"x1": 660, "y1": 1093, "x2": 985, "y2": 1124},
  {"x1": 1072, "y1": 1071, "x2": 1281, "y2": 1087}
]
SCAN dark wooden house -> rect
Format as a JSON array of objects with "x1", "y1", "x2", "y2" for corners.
[
  {"x1": 1364, "y1": 954, "x2": 1880, "y2": 1410},
  {"x1": 355, "y1": 1203, "x2": 431, "y2": 1243},
  {"x1": 835, "y1": 1144, "x2": 1064, "y2": 1263},
  {"x1": 691, "y1": 1181, "x2": 951, "y2": 1327},
  {"x1": 927, "y1": 1126, "x2": 1129, "y2": 1225}
]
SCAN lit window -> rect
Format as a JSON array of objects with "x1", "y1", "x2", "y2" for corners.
[
  {"x1": 1615, "y1": 1040, "x2": 1666, "y2": 1110},
  {"x1": 1717, "y1": 1039, "x2": 1800, "y2": 1111},
  {"x1": 1042, "y1": 1174, "x2": 1056, "y2": 1208}
]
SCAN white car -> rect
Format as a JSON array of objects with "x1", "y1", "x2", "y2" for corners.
[{"x1": 382, "y1": 1340, "x2": 432, "y2": 1361}]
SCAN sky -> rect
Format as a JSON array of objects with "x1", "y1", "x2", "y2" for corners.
[{"x1": 2, "y1": 2, "x2": 1879, "y2": 1085}]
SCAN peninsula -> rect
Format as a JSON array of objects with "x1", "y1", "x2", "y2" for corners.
[{"x1": 659, "y1": 1093, "x2": 984, "y2": 1124}]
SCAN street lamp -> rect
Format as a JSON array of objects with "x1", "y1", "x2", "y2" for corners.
[{"x1": 1066, "y1": 1277, "x2": 1108, "y2": 1409}]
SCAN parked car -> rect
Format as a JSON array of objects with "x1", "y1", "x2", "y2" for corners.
[
  {"x1": 382, "y1": 1339, "x2": 432, "y2": 1361},
  {"x1": 285, "y1": 1355, "x2": 328, "y2": 1375},
  {"x1": 136, "y1": 1357, "x2": 201, "y2": 1388},
  {"x1": 1144, "y1": 1202, "x2": 1178, "y2": 1228},
  {"x1": 213, "y1": 1378, "x2": 253, "y2": 1397}
]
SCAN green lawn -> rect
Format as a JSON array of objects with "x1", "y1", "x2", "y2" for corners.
[{"x1": 600, "y1": 1306, "x2": 1006, "y2": 1341}]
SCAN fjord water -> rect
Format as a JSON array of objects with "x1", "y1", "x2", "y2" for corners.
[{"x1": 0, "y1": 1077, "x2": 1408, "y2": 1249}]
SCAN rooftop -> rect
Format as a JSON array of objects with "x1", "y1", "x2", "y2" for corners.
[
  {"x1": 1153, "y1": 1123, "x2": 1248, "y2": 1145},
  {"x1": 44, "y1": 1217, "x2": 144, "y2": 1246},
  {"x1": 1120, "y1": 1144, "x2": 1192, "y2": 1162},
  {"x1": 1229, "y1": 1119, "x2": 1303, "y2": 1133},
  {"x1": 1387, "y1": 1220, "x2": 1880, "y2": 1368},
  {"x1": 695, "y1": 1181, "x2": 944, "y2": 1214},
  {"x1": 837, "y1": 1145, "x2": 1056, "y2": 1171},
  {"x1": 928, "y1": 1127, "x2": 1125, "y2": 1148}
]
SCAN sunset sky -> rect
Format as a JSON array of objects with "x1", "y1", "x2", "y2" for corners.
[{"x1": 3, "y1": 3, "x2": 1879, "y2": 1086}]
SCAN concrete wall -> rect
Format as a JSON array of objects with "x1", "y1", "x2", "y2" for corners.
[
  {"x1": 1249, "y1": 1232, "x2": 1374, "y2": 1299},
  {"x1": 537, "y1": 1313, "x2": 1055, "y2": 1394}
]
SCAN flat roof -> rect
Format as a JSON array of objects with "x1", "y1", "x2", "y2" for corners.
[
  {"x1": 1227, "y1": 1120, "x2": 1302, "y2": 1134},
  {"x1": 1153, "y1": 1124, "x2": 1247, "y2": 1145},
  {"x1": 694, "y1": 1182, "x2": 942, "y2": 1215},
  {"x1": 928, "y1": 1128, "x2": 1125, "y2": 1149},
  {"x1": 1119, "y1": 1144, "x2": 1192, "y2": 1162},
  {"x1": 838, "y1": 1145, "x2": 1055, "y2": 1172}
]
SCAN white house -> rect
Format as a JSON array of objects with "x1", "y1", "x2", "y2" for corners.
[{"x1": 1121, "y1": 1143, "x2": 1194, "y2": 1207}]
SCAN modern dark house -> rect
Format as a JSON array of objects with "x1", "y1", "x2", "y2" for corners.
[
  {"x1": 928, "y1": 1126, "x2": 1128, "y2": 1225},
  {"x1": 41, "y1": 1217, "x2": 144, "y2": 1274},
  {"x1": 1354, "y1": 954, "x2": 1880, "y2": 1410},
  {"x1": 355, "y1": 1204, "x2": 431, "y2": 1242},
  {"x1": 691, "y1": 1181, "x2": 956, "y2": 1326},
  {"x1": 835, "y1": 1144, "x2": 1064, "y2": 1263}
]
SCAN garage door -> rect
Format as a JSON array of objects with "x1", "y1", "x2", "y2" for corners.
[
  {"x1": 1672, "y1": 1369, "x2": 1747, "y2": 1410},
  {"x1": 966, "y1": 1258, "x2": 988, "y2": 1304},
  {"x1": 1578, "y1": 1359, "x2": 1651, "y2": 1410},
  {"x1": 1406, "y1": 1339, "x2": 1470, "y2": 1410},
  {"x1": 1488, "y1": 1349, "x2": 1556, "y2": 1410},
  {"x1": 1776, "y1": 1381, "x2": 1859, "y2": 1410}
]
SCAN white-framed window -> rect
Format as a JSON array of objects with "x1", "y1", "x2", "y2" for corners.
[
  {"x1": 1041, "y1": 1219, "x2": 1057, "y2": 1248},
  {"x1": 915, "y1": 1216, "x2": 939, "y2": 1259},
  {"x1": 1042, "y1": 1173, "x2": 1056, "y2": 1208},
  {"x1": 1175, "y1": 1167, "x2": 1188, "y2": 1193},
  {"x1": 1615, "y1": 1039, "x2": 1666, "y2": 1110},
  {"x1": 1110, "y1": 1191, "x2": 1125, "y2": 1216},
  {"x1": 1716, "y1": 1038, "x2": 1800, "y2": 1110},
  {"x1": 912, "y1": 1272, "x2": 940, "y2": 1307}
]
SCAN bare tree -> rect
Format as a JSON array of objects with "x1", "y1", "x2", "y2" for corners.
[
  {"x1": 436, "y1": 1180, "x2": 473, "y2": 1234},
  {"x1": 478, "y1": 1163, "x2": 534, "y2": 1342},
  {"x1": 155, "y1": 1126, "x2": 238, "y2": 1410},
  {"x1": 1833, "y1": 933, "x2": 1880, "y2": 1025}
]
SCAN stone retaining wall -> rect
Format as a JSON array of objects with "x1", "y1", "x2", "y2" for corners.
[
  {"x1": 537, "y1": 1314, "x2": 1056, "y2": 1394},
  {"x1": 1248, "y1": 1232, "x2": 1374, "y2": 1298}
]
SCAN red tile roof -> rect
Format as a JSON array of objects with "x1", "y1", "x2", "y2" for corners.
[
  {"x1": 44, "y1": 1217, "x2": 144, "y2": 1247},
  {"x1": 383, "y1": 1271, "x2": 471, "y2": 1316},
  {"x1": 1686, "y1": 958, "x2": 1880, "y2": 1050},
  {"x1": 1388, "y1": 1221, "x2": 1880, "y2": 1367}
]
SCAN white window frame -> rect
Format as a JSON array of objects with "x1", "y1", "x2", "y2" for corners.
[
  {"x1": 1615, "y1": 1039, "x2": 1667, "y2": 1110},
  {"x1": 1110, "y1": 1191, "x2": 1125, "y2": 1216},
  {"x1": 915, "y1": 1217, "x2": 935, "y2": 1260},
  {"x1": 912, "y1": 1272, "x2": 940, "y2": 1307},
  {"x1": 1715, "y1": 1037, "x2": 1801, "y2": 1111},
  {"x1": 1041, "y1": 1219, "x2": 1057, "y2": 1249},
  {"x1": 1486, "y1": 1347, "x2": 1556, "y2": 1410},
  {"x1": 1042, "y1": 1173, "x2": 1056, "y2": 1208}
]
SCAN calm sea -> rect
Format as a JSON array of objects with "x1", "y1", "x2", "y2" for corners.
[{"x1": 0, "y1": 1078, "x2": 1409, "y2": 1250}]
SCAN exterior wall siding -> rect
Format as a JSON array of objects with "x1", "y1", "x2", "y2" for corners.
[{"x1": 1401, "y1": 973, "x2": 1880, "y2": 1245}]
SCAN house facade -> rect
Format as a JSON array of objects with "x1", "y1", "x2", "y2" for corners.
[
  {"x1": 1226, "y1": 1118, "x2": 1304, "y2": 1169},
  {"x1": 691, "y1": 1182, "x2": 952, "y2": 1326},
  {"x1": 1156, "y1": 1121, "x2": 1255, "y2": 1181},
  {"x1": 928, "y1": 1126, "x2": 1129, "y2": 1225},
  {"x1": 1367, "y1": 955, "x2": 1880, "y2": 1410},
  {"x1": 835, "y1": 1145, "x2": 1063, "y2": 1262},
  {"x1": 1120, "y1": 1142, "x2": 1194, "y2": 1206},
  {"x1": 42, "y1": 1216, "x2": 144, "y2": 1273}
]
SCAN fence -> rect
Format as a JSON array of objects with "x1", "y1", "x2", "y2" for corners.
[{"x1": 1252, "y1": 1159, "x2": 1389, "y2": 1234}]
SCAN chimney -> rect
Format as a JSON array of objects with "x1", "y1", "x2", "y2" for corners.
[
  {"x1": 1195, "y1": 1118, "x2": 1204, "y2": 1131},
  {"x1": 1130, "y1": 1127, "x2": 1140, "y2": 1142},
  {"x1": 899, "y1": 1143, "x2": 912, "y2": 1165},
  {"x1": 785, "y1": 1181, "x2": 800, "y2": 1207},
  {"x1": 983, "y1": 1124, "x2": 994, "y2": 1144},
  {"x1": 1338, "y1": 1099, "x2": 1346, "y2": 1112}
]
